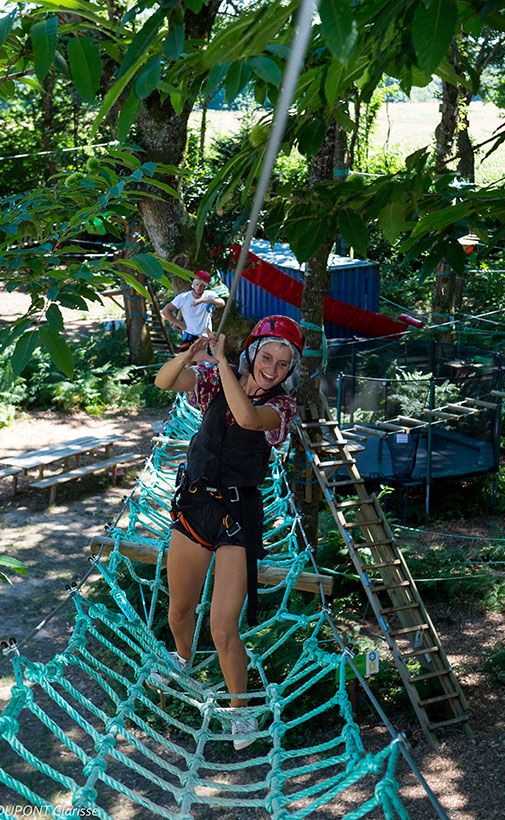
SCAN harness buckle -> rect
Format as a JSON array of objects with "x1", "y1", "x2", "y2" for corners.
[
  {"x1": 223, "y1": 514, "x2": 241, "y2": 538},
  {"x1": 228, "y1": 486, "x2": 240, "y2": 503}
]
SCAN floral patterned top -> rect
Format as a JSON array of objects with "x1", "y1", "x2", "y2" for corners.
[{"x1": 189, "y1": 362, "x2": 296, "y2": 447}]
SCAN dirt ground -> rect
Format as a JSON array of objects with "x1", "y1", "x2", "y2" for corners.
[{"x1": 0, "y1": 409, "x2": 504, "y2": 818}]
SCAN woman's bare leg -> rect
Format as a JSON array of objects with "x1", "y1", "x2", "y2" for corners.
[
  {"x1": 210, "y1": 545, "x2": 248, "y2": 707},
  {"x1": 167, "y1": 529, "x2": 212, "y2": 661}
]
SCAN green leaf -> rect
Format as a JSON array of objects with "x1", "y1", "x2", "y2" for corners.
[
  {"x1": 91, "y1": 52, "x2": 149, "y2": 137},
  {"x1": 412, "y1": 0, "x2": 457, "y2": 75},
  {"x1": 117, "y1": 89, "x2": 141, "y2": 142},
  {"x1": 333, "y1": 106, "x2": 354, "y2": 132},
  {"x1": 224, "y1": 61, "x2": 251, "y2": 103},
  {"x1": 170, "y1": 90, "x2": 184, "y2": 114},
  {"x1": 135, "y1": 53, "x2": 162, "y2": 99},
  {"x1": 11, "y1": 331, "x2": 39, "y2": 377},
  {"x1": 67, "y1": 35, "x2": 102, "y2": 102},
  {"x1": 132, "y1": 253, "x2": 164, "y2": 280},
  {"x1": 118, "y1": 8, "x2": 166, "y2": 77},
  {"x1": 46, "y1": 303, "x2": 64, "y2": 330},
  {"x1": 411, "y1": 201, "x2": 470, "y2": 238},
  {"x1": 116, "y1": 267, "x2": 151, "y2": 298},
  {"x1": 39, "y1": 324, "x2": 74, "y2": 378},
  {"x1": 0, "y1": 555, "x2": 28, "y2": 575},
  {"x1": 319, "y1": 0, "x2": 357, "y2": 61},
  {"x1": 164, "y1": 24, "x2": 185, "y2": 59},
  {"x1": 287, "y1": 215, "x2": 330, "y2": 262},
  {"x1": 378, "y1": 199, "x2": 406, "y2": 243},
  {"x1": 31, "y1": 17, "x2": 58, "y2": 82},
  {"x1": 184, "y1": 0, "x2": 204, "y2": 11},
  {"x1": 253, "y1": 56, "x2": 282, "y2": 87},
  {"x1": 0, "y1": 10, "x2": 16, "y2": 46},
  {"x1": 339, "y1": 209, "x2": 368, "y2": 256},
  {"x1": 0, "y1": 80, "x2": 15, "y2": 101},
  {"x1": 297, "y1": 118, "x2": 327, "y2": 156}
]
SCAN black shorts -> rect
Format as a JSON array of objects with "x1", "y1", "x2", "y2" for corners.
[{"x1": 171, "y1": 486, "x2": 264, "y2": 557}]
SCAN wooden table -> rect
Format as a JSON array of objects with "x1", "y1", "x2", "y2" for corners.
[{"x1": 0, "y1": 434, "x2": 122, "y2": 493}]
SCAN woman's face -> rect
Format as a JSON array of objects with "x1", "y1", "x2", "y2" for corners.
[{"x1": 252, "y1": 342, "x2": 292, "y2": 391}]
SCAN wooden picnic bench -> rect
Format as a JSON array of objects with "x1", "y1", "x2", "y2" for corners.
[
  {"x1": 32, "y1": 451, "x2": 145, "y2": 504},
  {"x1": 0, "y1": 434, "x2": 140, "y2": 501}
]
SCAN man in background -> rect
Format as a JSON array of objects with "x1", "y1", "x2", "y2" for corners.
[{"x1": 162, "y1": 270, "x2": 225, "y2": 352}]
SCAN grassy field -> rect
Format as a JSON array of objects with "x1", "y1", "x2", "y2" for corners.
[{"x1": 189, "y1": 101, "x2": 504, "y2": 185}]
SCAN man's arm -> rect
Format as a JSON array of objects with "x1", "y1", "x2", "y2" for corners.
[
  {"x1": 192, "y1": 291, "x2": 225, "y2": 308},
  {"x1": 161, "y1": 301, "x2": 185, "y2": 330}
]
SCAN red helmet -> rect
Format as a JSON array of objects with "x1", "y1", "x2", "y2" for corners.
[
  {"x1": 244, "y1": 315, "x2": 304, "y2": 353},
  {"x1": 194, "y1": 269, "x2": 211, "y2": 284}
]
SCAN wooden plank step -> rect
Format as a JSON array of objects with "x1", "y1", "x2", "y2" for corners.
[
  {"x1": 371, "y1": 580, "x2": 411, "y2": 591},
  {"x1": 381, "y1": 603, "x2": 420, "y2": 614},
  {"x1": 418, "y1": 693, "x2": 460, "y2": 707},
  {"x1": 390, "y1": 623, "x2": 429, "y2": 637},
  {"x1": 90, "y1": 536, "x2": 333, "y2": 595},
  {"x1": 490, "y1": 390, "x2": 505, "y2": 398},
  {"x1": 365, "y1": 559, "x2": 401, "y2": 570},
  {"x1": 355, "y1": 538, "x2": 394, "y2": 549},
  {"x1": 335, "y1": 497, "x2": 375, "y2": 509},
  {"x1": 344, "y1": 517, "x2": 384, "y2": 528},
  {"x1": 427, "y1": 716, "x2": 469, "y2": 729},
  {"x1": 327, "y1": 479, "x2": 365, "y2": 488},
  {"x1": 410, "y1": 669, "x2": 450, "y2": 682},
  {"x1": 318, "y1": 459, "x2": 355, "y2": 468},
  {"x1": 402, "y1": 645, "x2": 439, "y2": 659}
]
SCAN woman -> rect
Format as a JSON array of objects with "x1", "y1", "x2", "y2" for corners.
[{"x1": 152, "y1": 315, "x2": 303, "y2": 750}]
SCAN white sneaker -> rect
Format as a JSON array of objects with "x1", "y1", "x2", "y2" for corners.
[
  {"x1": 230, "y1": 714, "x2": 258, "y2": 751},
  {"x1": 147, "y1": 652, "x2": 188, "y2": 690}
]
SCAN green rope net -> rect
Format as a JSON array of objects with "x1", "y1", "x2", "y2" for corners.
[{"x1": 0, "y1": 396, "x2": 416, "y2": 819}]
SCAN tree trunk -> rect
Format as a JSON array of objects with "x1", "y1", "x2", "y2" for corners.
[
  {"x1": 457, "y1": 90, "x2": 475, "y2": 182},
  {"x1": 122, "y1": 281, "x2": 154, "y2": 365},
  {"x1": 434, "y1": 43, "x2": 459, "y2": 172},
  {"x1": 294, "y1": 122, "x2": 337, "y2": 546}
]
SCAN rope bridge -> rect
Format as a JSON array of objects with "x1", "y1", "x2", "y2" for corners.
[{"x1": 0, "y1": 396, "x2": 445, "y2": 819}]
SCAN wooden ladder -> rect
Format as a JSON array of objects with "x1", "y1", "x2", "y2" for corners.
[{"x1": 296, "y1": 407, "x2": 472, "y2": 749}]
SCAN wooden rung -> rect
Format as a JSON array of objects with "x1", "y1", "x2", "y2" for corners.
[
  {"x1": 352, "y1": 425, "x2": 388, "y2": 439},
  {"x1": 410, "y1": 669, "x2": 450, "y2": 682},
  {"x1": 89, "y1": 536, "x2": 333, "y2": 595},
  {"x1": 344, "y1": 517, "x2": 383, "y2": 528},
  {"x1": 365, "y1": 559, "x2": 401, "y2": 570},
  {"x1": 381, "y1": 603, "x2": 420, "y2": 614},
  {"x1": 300, "y1": 420, "x2": 340, "y2": 429},
  {"x1": 341, "y1": 431, "x2": 368, "y2": 442},
  {"x1": 318, "y1": 459, "x2": 355, "y2": 467},
  {"x1": 402, "y1": 645, "x2": 439, "y2": 659},
  {"x1": 371, "y1": 580, "x2": 411, "y2": 591},
  {"x1": 335, "y1": 497, "x2": 375, "y2": 509},
  {"x1": 375, "y1": 421, "x2": 407, "y2": 431},
  {"x1": 423, "y1": 409, "x2": 459, "y2": 419},
  {"x1": 444, "y1": 403, "x2": 476, "y2": 414},
  {"x1": 397, "y1": 416, "x2": 424, "y2": 427},
  {"x1": 355, "y1": 539, "x2": 394, "y2": 549},
  {"x1": 461, "y1": 397, "x2": 497, "y2": 409},
  {"x1": 327, "y1": 479, "x2": 365, "y2": 488},
  {"x1": 490, "y1": 390, "x2": 505, "y2": 398},
  {"x1": 418, "y1": 693, "x2": 459, "y2": 707},
  {"x1": 427, "y1": 715, "x2": 469, "y2": 729},
  {"x1": 390, "y1": 623, "x2": 429, "y2": 637}
]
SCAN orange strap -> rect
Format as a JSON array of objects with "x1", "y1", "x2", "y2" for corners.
[{"x1": 176, "y1": 511, "x2": 214, "y2": 549}]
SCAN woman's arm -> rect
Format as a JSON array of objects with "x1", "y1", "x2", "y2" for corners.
[
  {"x1": 154, "y1": 337, "x2": 209, "y2": 392},
  {"x1": 210, "y1": 334, "x2": 282, "y2": 432}
]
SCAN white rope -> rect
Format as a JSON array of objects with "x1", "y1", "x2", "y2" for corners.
[{"x1": 216, "y1": 0, "x2": 321, "y2": 334}]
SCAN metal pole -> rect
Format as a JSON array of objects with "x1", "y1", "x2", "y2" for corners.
[
  {"x1": 216, "y1": 0, "x2": 321, "y2": 335},
  {"x1": 426, "y1": 376, "x2": 435, "y2": 517}
]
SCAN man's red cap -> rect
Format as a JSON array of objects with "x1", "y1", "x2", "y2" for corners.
[{"x1": 194, "y1": 269, "x2": 211, "y2": 284}]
